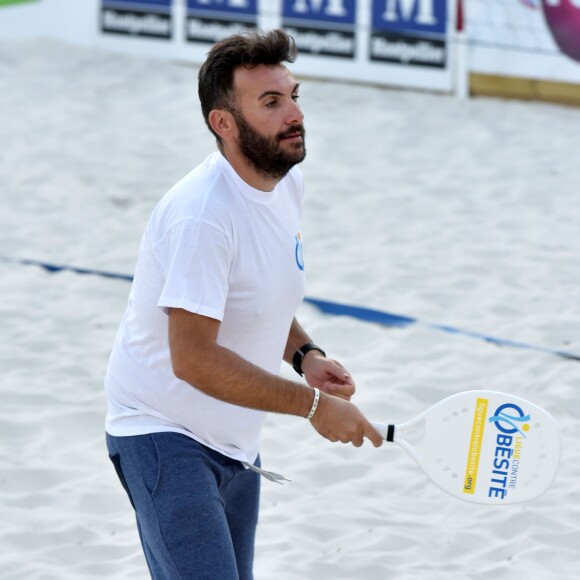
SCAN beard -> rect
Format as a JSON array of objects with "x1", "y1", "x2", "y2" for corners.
[{"x1": 230, "y1": 109, "x2": 306, "y2": 181}]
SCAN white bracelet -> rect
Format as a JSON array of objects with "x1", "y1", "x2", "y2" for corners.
[{"x1": 306, "y1": 387, "x2": 320, "y2": 420}]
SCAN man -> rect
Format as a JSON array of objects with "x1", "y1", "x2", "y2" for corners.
[{"x1": 105, "y1": 29, "x2": 383, "y2": 579}]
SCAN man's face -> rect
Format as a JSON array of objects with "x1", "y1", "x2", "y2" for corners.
[{"x1": 230, "y1": 64, "x2": 306, "y2": 180}]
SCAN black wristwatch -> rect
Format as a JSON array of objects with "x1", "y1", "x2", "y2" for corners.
[{"x1": 292, "y1": 343, "x2": 326, "y2": 376}]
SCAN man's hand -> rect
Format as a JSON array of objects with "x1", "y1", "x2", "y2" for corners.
[
  {"x1": 301, "y1": 351, "x2": 355, "y2": 401},
  {"x1": 309, "y1": 392, "x2": 384, "y2": 448}
]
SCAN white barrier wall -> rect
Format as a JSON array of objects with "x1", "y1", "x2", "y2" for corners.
[
  {"x1": 96, "y1": 0, "x2": 459, "y2": 92},
  {"x1": 2, "y1": 1, "x2": 579, "y2": 92},
  {"x1": 0, "y1": 0, "x2": 459, "y2": 93},
  {"x1": 0, "y1": 0, "x2": 96, "y2": 44}
]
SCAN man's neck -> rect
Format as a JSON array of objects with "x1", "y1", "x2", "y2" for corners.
[{"x1": 220, "y1": 147, "x2": 279, "y2": 193}]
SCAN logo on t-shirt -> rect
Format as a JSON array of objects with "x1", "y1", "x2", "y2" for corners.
[{"x1": 295, "y1": 232, "x2": 304, "y2": 271}]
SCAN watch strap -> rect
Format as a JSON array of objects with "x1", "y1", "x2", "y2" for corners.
[{"x1": 292, "y1": 343, "x2": 326, "y2": 376}]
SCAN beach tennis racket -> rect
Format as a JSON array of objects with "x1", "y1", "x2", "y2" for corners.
[{"x1": 372, "y1": 390, "x2": 560, "y2": 505}]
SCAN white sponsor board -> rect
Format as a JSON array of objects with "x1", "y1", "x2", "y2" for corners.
[
  {"x1": 2, "y1": 1, "x2": 578, "y2": 91},
  {"x1": 0, "y1": 0, "x2": 459, "y2": 93},
  {"x1": 275, "y1": 0, "x2": 457, "y2": 92}
]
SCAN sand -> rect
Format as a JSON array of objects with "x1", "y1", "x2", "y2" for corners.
[{"x1": 1, "y1": 38, "x2": 579, "y2": 579}]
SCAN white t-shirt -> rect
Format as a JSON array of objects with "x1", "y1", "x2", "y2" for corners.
[{"x1": 105, "y1": 152, "x2": 306, "y2": 464}]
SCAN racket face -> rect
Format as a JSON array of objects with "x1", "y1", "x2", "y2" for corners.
[{"x1": 415, "y1": 390, "x2": 560, "y2": 504}]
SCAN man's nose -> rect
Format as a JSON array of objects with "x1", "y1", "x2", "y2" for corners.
[{"x1": 286, "y1": 100, "x2": 304, "y2": 125}]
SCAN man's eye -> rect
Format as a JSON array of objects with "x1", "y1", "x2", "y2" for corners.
[{"x1": 292, "y1": 94, "x2": 300, "y2": 102}]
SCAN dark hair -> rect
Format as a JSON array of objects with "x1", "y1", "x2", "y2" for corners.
[{"x1": 198, "y1": 29, "x2": 297, "y2": 143}]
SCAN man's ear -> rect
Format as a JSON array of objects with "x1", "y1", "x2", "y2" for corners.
[{"x1": 209, "y1": 109, "x2": 235, "y2": 141}]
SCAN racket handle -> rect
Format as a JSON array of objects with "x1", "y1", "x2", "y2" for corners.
[{"x1": 371, "y1": 422, "x2": 395, "y2": 442}]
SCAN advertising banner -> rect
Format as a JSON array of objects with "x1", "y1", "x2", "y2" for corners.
[
  {"x1": 1, "y1": 0, "x2": 458, "y2": 94},
  {"x1": 100, "y1": 0, "x2": 172, "y2": 39},
  {"x1": 93, "y1": 0, "x2": 456, "y2": 92},
  {"x1": 185, "y1": 0, "x2": 258, "y2": 44},
  {"x1": 281, "y1": 0, "x2": 357, "y2": 59},
  {"x1": 277, "y1": 0, "x2": 455, "y2": 92},
  {"x1": 370, "y1": 0, "x2": 448, "y2": 68}
]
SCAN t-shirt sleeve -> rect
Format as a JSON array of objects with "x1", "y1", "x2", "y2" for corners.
[{"x1": 155, "y1": 217, "x2": 231, "y2": 320}]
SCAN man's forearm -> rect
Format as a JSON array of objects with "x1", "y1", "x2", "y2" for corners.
[
  {"x1": 169, "y1": 309, "x2": 383, "y2": 448},
  {"x1": 173, "y1": 336, "x2": 315, "y2": 418},
  {"x1": 283, "y1": 317, "x2": 313, "y2": 365}
]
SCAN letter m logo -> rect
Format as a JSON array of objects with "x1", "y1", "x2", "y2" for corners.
[
  {"x1": 372, "y1": 0, "x2": 446, "y2": 35},
  {"x1": 187, "y1": 0, "x2": 256, "y2": 15},
  {"x1": 283, "y1": 0, "x2": 356, "y2": 24}
]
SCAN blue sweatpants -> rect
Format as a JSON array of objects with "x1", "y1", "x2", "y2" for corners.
[{"x1": 106, "y1": 432, "x2": 261, "y2": 580}]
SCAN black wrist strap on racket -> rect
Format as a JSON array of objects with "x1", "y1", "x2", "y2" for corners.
[{"x1": 292, "y1": 343, "x2": 326, "y2": 376}]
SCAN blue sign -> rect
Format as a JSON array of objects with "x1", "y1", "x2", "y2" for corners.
[
  {"x1": 101, "y1": 0, "x2": 172, "y2": 38},
  {"x1": 282, "y1": 0, "x2": 356, "y2": 26},
  {"x1": 282, "y1": 0, "x2": 357, "y2": 59},
  {"x1": 370, "y1": 0, "x2": 448, "y2": 67},
  {"x1": 186, "y1": 0, "x2": 258, "y2": 43},
  {"x1": 187, "y1": 0, "x2": 256, "y2": 17},
  {"x1": 371, "y1": 0, "x2": 446, "y2": 36}
]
